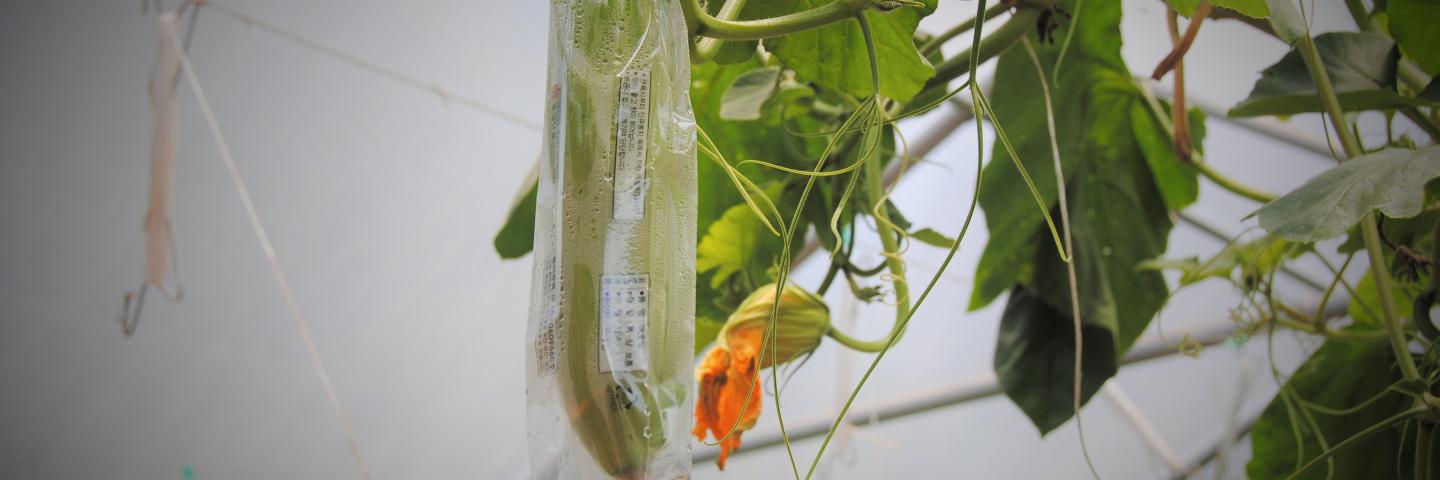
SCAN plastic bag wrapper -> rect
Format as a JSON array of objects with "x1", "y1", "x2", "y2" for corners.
[{"x1": 525, "y1": 0, "x2": 697, "y2": 478}]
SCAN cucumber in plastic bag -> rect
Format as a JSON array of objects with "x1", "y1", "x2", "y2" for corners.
[{"x1": 525, "y1": 0, "x2": 696, "y2": 478}]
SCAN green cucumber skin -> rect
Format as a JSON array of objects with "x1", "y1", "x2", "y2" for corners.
[{"x1": 544, "y1": 0, "x2": 696, "y2": 477}]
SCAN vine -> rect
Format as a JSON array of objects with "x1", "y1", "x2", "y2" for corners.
[{"x1": 485, "y1": 0, "x2": 1440, "y2": 476}]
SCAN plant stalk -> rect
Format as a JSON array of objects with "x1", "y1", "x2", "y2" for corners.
[
  {"x1": 690, "y1": 0, "x2": 749, "y2": 63},
  {"x1": 920, "y1": 6, "x2": 1044, "y2": 94},
  {"x1": 1134, "y1": 80, "x2": 1277, "y2": 203},
  {"x1": 683, "y1": 0, "x2": 869, "y2": 40},
  {"x1": 918, "y1": 2, "x2": 1010, "y2": 56},
  {"x1": 1194, "y1": 161, "x2": 1276, "y2": 203},
  {"x1": 824, "y1": 13, "x2": 911, "y2": 354},
  {"x1": 1296, "y1": 31, "x2": 1422, "y2": 382},
  {"x1": 1418, "y1": 421, "x2": 1434, "y2": 480},
  {"x1": 1343, "y1": 0, "x2": 1378, "y2": 32}
]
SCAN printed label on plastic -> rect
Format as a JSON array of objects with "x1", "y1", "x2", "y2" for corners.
[
  {"x1": 613, "y1": 69, "x2": 650, "y2": 221},
  {"x1": 598, "y1": 274, "x2": 649, "y2": 373}
]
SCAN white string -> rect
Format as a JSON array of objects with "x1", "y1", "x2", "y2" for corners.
[
  {"x1": 162, "y1": 18, "x2": 373, "y2": 480},
  {"x1": 203, "y1": 0, "x2": 541, "y2": 132}
]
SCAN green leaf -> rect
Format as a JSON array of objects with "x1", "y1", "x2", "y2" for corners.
[
  {"x1": 993, "y1": 286, "x2": 1118, "y2": 435},
  {"x1": 1169, "y1": 0, "x2": 1269, "y2": 18},
  {"x1": 1229, "y1": 32, "x2": 1439, "y2": 117},
  {"x1": 976, "y1": 0, "x2": 1187, "y2": 433},
  {"x1": 1258, "y1": 146, "x2": 1440, "y2": 242},
  {"x1": 693, "y1": 59, "x2": 817, "y2": 237},
  {"x1": 760, "y1": 77, "x2": 817, "y2": 126},
  {"x1": 1033, "y1": 147, "x2": 1175, "y2": 353},
  {"x1": 970, "y1": 0, "x2": 1124, "y2": 311},
  {"x1": 1248, "y1": 340, "x2": 1411, "y2": 480},
  {"x1": 692, "y1": 60, "x2": 816, "y2": 338},
  {"x1": 1167, "y1": 0, "x2": 1202, "y2": 16},
  {"x1": 752, "y1": 0, "x2": 938, "y2": 102},
  {"x1": 1129, "y1": 103, "x2": 1203, "y2": 211},
  {"x1": 720, "y1": 67, "x2": 782, "y2": 121},
  {"x1": 697, "y1": 202, "x2": 785, "y2": 290},
  {"x1": 1387, "y1": 0, "x2": 1440, "y2": 75},
  {"x1": 1141, "y1": 235, "x2": 1298, "y2": 287},
  {"x1": 493, "y1": 177, "x2": 537, "y2": 259},
  {"x1": 1265, "y1": 0, "x2": 1307, "y2": 44},
  {"x1": 910, "y1": 228, "x2": 955, "y2": 248},
  {"x1": 972, "y1": 0, "x2": 1182, "y2": 356},
  {"x1": 695, "y1": 317, "x2": 725, "y2": 353},
  {"x1": 1338, "y1": 209, "x2": 1440, "y2": 254},
  {"x1": 1348, "y1": 271, "x2": 1417, "y2": 328}
]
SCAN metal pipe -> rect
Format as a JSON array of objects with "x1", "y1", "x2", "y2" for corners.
[{"x1": 694, "y1": 320, "x2": 1244, "y2": 462}]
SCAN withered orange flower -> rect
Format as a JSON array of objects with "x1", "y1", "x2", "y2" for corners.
[
  {"x1": 693, "y1": 284, "x2": 830, "y2": 470},
  {"x1": 691, "y1": 328, "x2": 763, "y2": 470}
]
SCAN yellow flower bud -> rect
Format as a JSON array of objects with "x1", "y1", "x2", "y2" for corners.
[{"x1": 719, "y1": 283, "x2": 831, "y2": 368}]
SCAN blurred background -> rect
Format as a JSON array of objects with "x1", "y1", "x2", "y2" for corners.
[{"x1": 0, "y1": 1, "x2": 1388, "y2": 478}]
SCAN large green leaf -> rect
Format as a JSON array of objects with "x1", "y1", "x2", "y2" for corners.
[
  {"x1": 1248, "y1": 340, "x2": 1412, "y2": 480},
  {"x1": 1168, "y1": 0, "x2": 1269, "y2": 18},
  {"x1": 751, "y1": 0, "x2": 938, "y2": 102},
  {"x1": 969, "y1": 0, "x2": 1125, "y2": 311},
  {"x1": 993, "y1": 286, "x2": 1118, "y2": 435},
  {"x1": 1387, "y1": 0, "x2": 1440, "y2": 75},
  {"x1": 973, "y1": 0, "x2": 1187, "y2": 433},
  {"x1": 719, "y1": 67, "x2": 782, "y2": 121},
  {"x1": 1229, "y1": 32, "x2": 1439, "y2": 117},
  {"x1": 1130, "y1": 105, "x2": 1205, "y2": 211},
  {"x1": 697, "y1": 202, "x2": 785, "y2": 290},
  {"x1": 493, "y1": 176, "x2": 538, "y2": 259},
  {"x1": 971, "y1": 0, "x2": 1182, "y2": 318},
  {"x1": 1348, "y1": 271, "x2": 1417, "y2": 328},
  {"x1": 1257, "y1": 145, "x2": 1440, "y2": 242}
]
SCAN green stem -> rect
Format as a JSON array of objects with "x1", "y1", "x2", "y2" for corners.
[
  {"x1": 1312, "y1": 253, "x2": 1354, "y2": 333},
  {"x1": 1363, "y1": 216, "x2": 1422, "y2": 379},
  {"x1": 807, "y1": 3, "x2": 993, "y2": 476},
  {"x1": 1287, "y1": 406, "x2": 1429, "y2": 480},
  {"x1": 1418, "y1": 421, "x2": 1434, "y2": 480},
  {"x1": 1135, "y1": 80, "x2": 1277, "y2": 203},
  {"x1": 1195, "y1": 161, "x2": 1276, "y2": 203},
  {"x1": 1296, "y1": 27, "x2": 1422, "y2": 382},
  {"x1": 918, "y1": 2, "x2": 1010, "y2": 56},
  {"x1": 921, "y1": 6, "x2": 1043, "y2": 94},
  {"x1": 1274, "y1": 305, "x2": 1388, "y2": 342},
  {"x1": 1399, "y1": 62, "x2": 1432, "y2": 95},
  {"x1": 689, "y1": 0, "x2": 748, "y2": 64},
  {"x1": 825, "y1": 13, "x2": 911, "y2": 354},
  {"x1": 1343, "y1": 0, "x2": 1378, "y2": 32},
  {"x1": 1298, "y1": 36, "x2": 1363, "y2": 159},
  {"x1": 683, "y1": 0, "x2": 869, "y2": 41}
]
